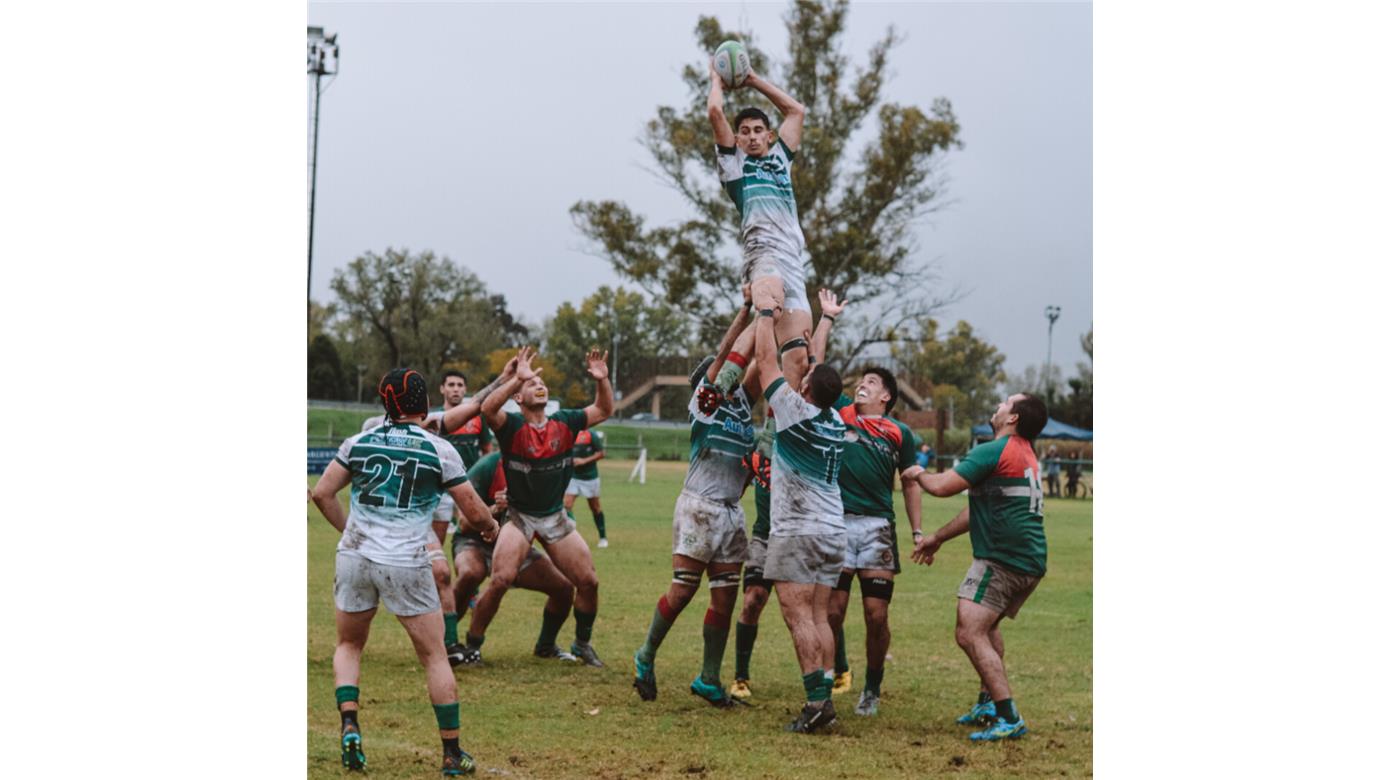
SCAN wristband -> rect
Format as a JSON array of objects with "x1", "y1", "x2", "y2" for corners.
[
  {"x1": 758, "y1": 308, "x2": 775, "y2": 318},
  {"x1": 912, "y1": 530, "x2": 924, "y2": 538},
  {"x1": 821, "y1": 313, "x2": 836, "y2": 323}
]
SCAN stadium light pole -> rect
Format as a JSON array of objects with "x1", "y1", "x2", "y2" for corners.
[
  {"x1": 1044, "y1": 305, "x2": 1061, "y2": 400},
  {"x1": 307, "y1": 27, "x2": 339, "y2": 325}
]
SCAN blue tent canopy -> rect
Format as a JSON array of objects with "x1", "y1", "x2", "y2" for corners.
[{"x1": 970, "y1": 417, "x2": 1092, "y2": 441}]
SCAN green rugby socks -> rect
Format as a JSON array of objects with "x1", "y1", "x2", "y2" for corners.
[
  {"x1": 443, "y1": 612, "x2": 459, "y2": 646},
  {"x1": 733, "y1": 621, "x2": 758, "y2": 680},
  {"x1": 638, "y1": 596, "x2": 679, "y2": 663},
  {"x1": 714, "y1": 352, "x2": 748, "y2": 393},
  {"x1": 802, "y1": 670, "x2": 829, "y2": 703},
  {"x1": 833, "y1": 626, "x2": 849, "y2": 675},
  {"x1": 592, "y1": 511, "x2": 607, "y2": 539},
  {"x1": 700, "y1": 608, "x2": 731, "y2": 685},
  {"x1": 536, "y1": 607, "x2": 568, "y2": 650},
  {"x1": 864, "y1": 665, "x2": 885, "y2": 696},
  {"x1": 574, "y1": 608, "x2": 597, "y2": 645}
]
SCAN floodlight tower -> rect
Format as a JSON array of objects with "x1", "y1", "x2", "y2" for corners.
[
  {"x1": 307, "y1": 27, "x2": 339, "y2": 321},
  {"x1": 1044, "y1": 305, "x2": 1061, "y2": 400}
]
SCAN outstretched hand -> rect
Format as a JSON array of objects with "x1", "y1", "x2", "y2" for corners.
[
  {"x1": 818, "y1": 288, "x2": 848, "y2": 318},
  {"x1": 514, "y1": 346, "x2": 539, "y2": 382},
  {"x1": 910, "y1": 534, "x2": 943, "y2": 566},
  {"x1": 585, "y1": 348, "x2": 610, "y2": 381}
]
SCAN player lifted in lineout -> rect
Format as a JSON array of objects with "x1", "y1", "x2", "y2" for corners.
[
  {"x1": 706, "y1": 54, "x2": 813, "y2": 396},
  {"x1": 311, "y1": 369, "x2": 500, "y2": 776},
  {"x1": 466, "y1": 346, "x2": 614, "y2": 667}
]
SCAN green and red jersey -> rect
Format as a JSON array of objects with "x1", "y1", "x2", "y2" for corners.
[
  {"x1": 570, "y1": 429, "x2": 606, "y2": 481},
  {"x1": 440, "y1": 406, "x2": 494, "y2": 471},
  {"x1": 954, "y1": 435, "x2": 1047, "y2": 577},
  {"x1": 493, "y1": 409, "x2": 588, "y2": 515},
  {"x1": 834, "y1": 396, "x2": 920, "y2": 520}
]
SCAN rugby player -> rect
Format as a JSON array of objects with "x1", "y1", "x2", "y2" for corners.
[
  {"x1": 706, "y1": 58, "x2": 814, "y2": 395},
  {"x1": 632, "y1": 299, "x2": 755, "y2": 707},
  {"x1": 564, "y1": 428, "x2": 608, "y2": 547},
  {"x1": 452, "y1": 448, "x2": 579, "y2": 666},
  {"x1": 750, "y1": 287, "x2": 847, "y2": 733},
  {"x1": 311, "y1": 369, "x2": 500, "y2": 775},
  {"x1": 826, "y1": 366, "x2": 925, "y2": 716},
  {"x1": 466, "y1": 346, "x2": 614, "y2": 667},
  {"x1": 908, "y1": 393, "x2": 1049, "y2": 742}
]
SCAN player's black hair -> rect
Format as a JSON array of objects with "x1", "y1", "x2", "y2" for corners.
[
  {"x1": 860, "y1": 366, "x2": 899, "y2": 414},
  {"x1": 808, "y1": 364, "x2": 844, "y2": 410},
  {"x1": 1011, "y1": 393, "x2": 1049, "y2": 440},
  {"x1": 733, "y1": 107, "x2": 772, "y2": 132},
  {"x1": 440, "y1": 368, "x2": 466, "y2": 384},
  {"x1": 379, "y1": 368, "x2": 430, "y2": 420}
]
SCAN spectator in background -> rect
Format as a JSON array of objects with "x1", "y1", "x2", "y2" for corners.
[
  {"x1": 1064, "y1": 450, "x2": 1081, "y2": 499},
  {"x1": 1043, "y1": 445, "x2": 1061, "y2": 498},
  {"x1": 916, "y1": 443, "x2": 933, "y2": 470}
]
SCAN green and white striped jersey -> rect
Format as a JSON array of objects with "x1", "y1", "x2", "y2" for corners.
[
  {"x1": 681, "y1": 379, "x2": 755, "y2": 503},
  {"x1": 764, "y1": 378, "x2": 845, "y2": 536},
  {"x1": 717, "y1": 139, "x2": 806, "y2": 266},
  {"x1": 334, "y1": 421, "x2": 469, "y2": 567}
]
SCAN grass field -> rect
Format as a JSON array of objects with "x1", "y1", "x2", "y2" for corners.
[{"x1": 308, "y1": 460, "x2": 1092, "y2": 778}]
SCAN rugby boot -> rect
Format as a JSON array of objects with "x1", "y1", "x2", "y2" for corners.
[
  {"x1": 956, "y1": 699, "x2": 997, "y2": 726},
  {"x1": 340, "y1": 727, "x2": 365, "y2": 771},
  {"x1": 689, "y1": 675, "x2": 737, "y2": 709},
  {"x1": 969, "y1": 716, "x2": 1028, "y2": 742},
  {"x1": 831, "y1": 670, "x2": 853, "y2": 695},
  {"x1": 632, "y1": 649, "x2": 657, "y2": 701},
  {"x1": 571, "y1": 642, "x2": 605, "y2": 667},
  {"x1": 534, "y1": 645, "x2": 579, "y2": 663},
  {"x1": 728, "y1": 679, "x2": 752, "y2": 700},
  {"x1": 854, "y1": 691, "x2": 879, "y2": 716},
  {"x1": 441, "y1": 747, "x2": 476, "y2": 775}
]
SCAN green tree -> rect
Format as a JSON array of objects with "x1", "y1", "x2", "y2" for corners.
[
  {"x1": 571, "y1": 0, "x2": 964, "y2": 367},
  {"x1": 307, "y1": 333, "x2": 349, "y2": 400},
  {"x1": 329, "y1": 248, "x2": 522, "y2": 390},
  {"x1": 1054, "y1": 329, "x2": 1092, "y2": 429},
  {"x1": 542, "y1": 286, "x2": 694, "y2": 407},
  {"x1": 893, "y1": 319, "x2": 1006, "y2": 425}
]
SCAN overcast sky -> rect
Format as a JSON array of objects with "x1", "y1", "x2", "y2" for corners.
[{"x1": 306, "y1": 1, "x2": 1091, "y2": 377}]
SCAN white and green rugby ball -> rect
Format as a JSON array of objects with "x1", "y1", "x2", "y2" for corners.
[{"x1": 713, "y1": 40, "x2": 751, "y2": 89}]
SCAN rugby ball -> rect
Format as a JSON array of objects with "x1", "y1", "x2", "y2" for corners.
[{"x1": 713, "y1": 40, "x2": 750, "y2": 89}]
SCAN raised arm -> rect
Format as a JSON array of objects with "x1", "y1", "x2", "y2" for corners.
[
  {"x1": 753, "y1": 290, "x2": 784, "y2": 391},
  {"x1": 439, "y1": 358, "x2": 518, "y2": 432},
  {"x1": 903, "y1": 465, "x2": 971, "y2": 498},
  {"x1": 706, "y1": 285, "x2": 754, "y2": 385},
  {"x1": 708, "y1": 61, "x2": 737, "y2": 148},
  {"x1": 482, "y1": 346, "x2": 536, "y2": 431},
  {"x1": 901, "y1": 477, "x2": 924, "y2": 541},
  {"x1": 744, "y1": 71, "x2": 805, "y2": 151},
  {"x1": 582, "y1": 348, "x2": 614, "y2": 428},
  {"x1": 809, "y1": 288, "x2": 847, "y2": 365}
]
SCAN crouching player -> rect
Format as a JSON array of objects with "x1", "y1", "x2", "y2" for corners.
[{"x1": 311, "y1": 369, "x2": 500, "y2": 776}]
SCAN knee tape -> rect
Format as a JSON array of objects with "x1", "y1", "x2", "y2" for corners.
[
  {"x1": 708, "y1": 570, "x2": 741, "y2": 589},
  {"x1": 835, "y1": 570, "x2": 855, "y2": 593},
  {"x1": 780, "y1": 337, "x2": 809, "y2": 355},
  {"x1": 742, "y1": 568, "x2": 772, "y2": 592},
  {"x1": 859, "y1": 576, "x2": 894, "y2": 602},
  {"x1": 672, "y1": 569, "x2": 703, "y2": 587}
]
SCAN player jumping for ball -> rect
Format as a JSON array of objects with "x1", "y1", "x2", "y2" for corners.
[
  {"x1": 466, "y1": 346, "x2": 614, "y2": 667},
  {"x1": 707, "y1": 56, "x2": 813, "y2": 394}
]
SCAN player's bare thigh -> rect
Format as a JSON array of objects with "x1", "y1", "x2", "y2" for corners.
[{"x1": 542, "y1": 530, "x2": 599, "y2": 588}]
